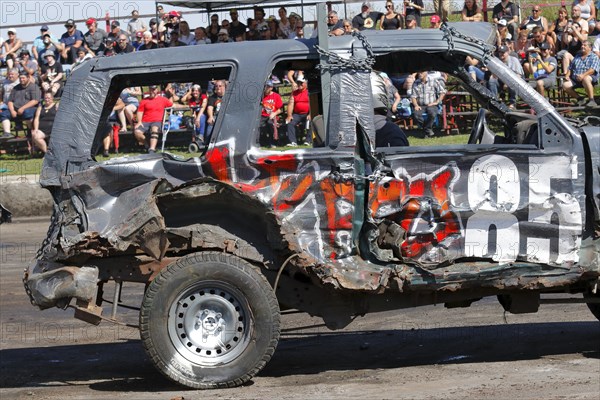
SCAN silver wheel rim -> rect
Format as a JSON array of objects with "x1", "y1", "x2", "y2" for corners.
[{"x1": 167, "y1": 281, "x2": 251, "y2": 366}]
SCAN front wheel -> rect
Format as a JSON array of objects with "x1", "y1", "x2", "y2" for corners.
[
  {"x1": 140, "y1": 252, "x2": 280, "y2": 389},
  {"x1": 584, "y1": 289, "x2": 600, "y2": 321}
]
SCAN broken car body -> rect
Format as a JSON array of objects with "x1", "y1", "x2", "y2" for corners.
[{"x1": 24, "y1": 20, "x2": 600, "y2": 389}]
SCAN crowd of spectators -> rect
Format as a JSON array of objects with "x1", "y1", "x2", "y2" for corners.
[{"x1": 1, "y1": 1, "x2": 599, "y2": 153}]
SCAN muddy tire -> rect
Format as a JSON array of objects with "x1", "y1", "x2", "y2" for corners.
[
  {"x1": 584, "y1": 290, "x2": 600, "y2": 321},
  {"x1": 140, "y1": 252, "x2": 280, "y2": 389}
]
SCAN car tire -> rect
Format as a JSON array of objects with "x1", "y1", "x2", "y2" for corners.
[
  {"x1": 584, "y1": 290, "x2": 600, "y2": 321},
  {"x1": 188, "y1": 142, "x2": 199, "y2": 153},
  {"x1": 140, "y1": 251, "x2": 280, "y2": 389}
]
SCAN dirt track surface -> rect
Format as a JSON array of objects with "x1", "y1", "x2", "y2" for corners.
[{"x1": 1, "y1": 218, "x2": 599, "y2": 400}]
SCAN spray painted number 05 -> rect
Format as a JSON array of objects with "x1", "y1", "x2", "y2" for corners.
[{"x1": 464, "y1": 155, "x2": 582, "y2": 264}]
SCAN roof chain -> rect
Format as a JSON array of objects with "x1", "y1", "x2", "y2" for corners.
[
  {"x1": 315, "y1": 30, "x2": 376, "y2": 72},
  {"x1": 441, "y1": 23, "x2": 495, "y2": 62}
]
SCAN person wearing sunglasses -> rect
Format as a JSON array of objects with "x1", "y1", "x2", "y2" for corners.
[
  {"x1": 520, "y1": 5, "x2": 549, "y2": 33},
  {"x1": 379, "y1": 2, "x2": 404, "y2": 30}
]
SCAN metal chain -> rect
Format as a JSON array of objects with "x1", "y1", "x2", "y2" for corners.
[
  {"x1": 441, "y1": 24, "x2": 495, "y2": 61},
  {"x1": 315, "y1": 30, "x2": 376, "y2": 72}
]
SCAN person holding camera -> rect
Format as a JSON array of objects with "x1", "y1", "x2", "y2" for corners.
[
  {"x1": 528, "y1": 43, "x2": 557, "y2": 97},
  {"x1": 560, "y1": 19, "x2": 585, "y2": 73}
]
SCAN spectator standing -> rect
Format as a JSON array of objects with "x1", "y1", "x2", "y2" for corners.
[
  {"x1": 207, "y1": 14, "x2": 221, "y2": 43},
  {"x1": 528, "y1": 42, "x2": 557, "y2": 97},
  {"x1": 410, "y1": 71, "x2": 446, "y2": 137},
  {"x1": 379, "y1": 2, "x2": 404, "y2": 30},
  {"x1": 229, "y1": 9, "x2": 247, "y2": 40},
  {"x1": 434, "y1": 0, "x2": 450, "y2": 22},
  {"x1": 31, "y1": 91, "x2": 59, "y2": 153},
  {"x1": 246, "y1": 19, "x2": 260, "y2": 41},
  {"x1": 353, "y1": 2, "x2": 383, "y2": 30},
  {"x1": 206, "y1": 80, "x2": 226, "y2": 140},
  {"x1": 83, "y1": 18, "x2": 107, "y2": 56},
  {"x1": 59, "y1": 19, "x2": 84, "y2": 64},
  {"x1": 114, "y1": 34, "x2": 135, "y2": 54},
  {"x1": 191, "y1": 27, "x2": 211, "y2": 45},
  {"x1": 0, "y1": 72, "x2": 41, "y2": 138},
  {"x1": 328, "y1": 11, "x2": 345, "y2": 36},
  {"x1": 260, "y1": 80, "x2": 283, "y2": 147},
  {"x1": 462, "y1": 0, "x2": 483, "y2": 21},
  {"x1": 139, "y1": 32, "x2": 159, "y2": 50},
  {"x1": 127, "y1": 9, "x2": 147, "y2": 36},
  {"x1": 278, "y1": 7, "x2": 293, "y2": 38},
  {"x1": 148, "y1": 18, "x2": 163, "y2": 43},
  {"x1": 254, "y1": 7, "x2": 268, "y2": 31},
  {"x1": 2, "y1": 28, "x2": 23, "y2": 69},
  {"x1": 285, "y1": 77, "x2": 310, "y2": 146},
  {"x1": 32, "y1": 26, "x2": 58, "y2": 63},
  {"x1": 134, "y1": 85, "x2": 173, "y2": 153},
  {"x1": 562, "y1": 41, "x2": 599, "y2": 107},
  {"x1": 40, "y1": 53, "x2": 64, "y2": 96},
  {"x1": 492, "y1": 0, "x2": 519, "y2": 38},
  {"x1": 404, "y1": 0, "x2": 424, "y2": 27}
]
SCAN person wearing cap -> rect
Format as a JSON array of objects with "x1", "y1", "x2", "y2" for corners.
[
  {"x1": 353, "y1": 2, "x2": 384, "y2": 31},
  {"x1": 16, "y1": 49, "x2": 38, "y2": 81},
  {"x1": 128, "y1": 9, "x2": 147, "y2": 37},
  {"x1": 327, "y1": 11, "x2": 345, "y2": 36},
  {"x1": 379, "y1": 2, "x2": 404, "y2": 30},
  {"x1": 1, "y1": 28, "x2": 23, "y2": 70},
  {"x1": 259, "y1": 24, "x2": 272, "y2": 40},
  {"x1": 495, "y1": 19, "x2": 510, "y2": 48},
  {"x1": 134, "y1": 85, "x2": 173, "y2": 153},
  {"x1": 410, "y1": 71, "x2": 446, "y2": 137},
  {"x1": 492, "y1": 0, "x2": 519, "y2": 38},
  {"x1": 108, "y1": 20, "x2": 130, "y2": 43},
  {"x1": 0, "y1": 72, "x2": 41, "y2": 139},
  {"x1": 59, "y1": 19, "x2": 84, "y2": 64},
  {"x1": 40, "y1": 52, "x2": 64, "y2": 96},
  {"x1": 285, "y1": 77, "x2": 310, "y2": 146},
  {"x1": 528, "y1": 42, "x2": 557, "y2": 97},
  {"x1": 38, "y1": 34, "x2": 59, "y2": 63},
  {"x1": 259, "y1": 80, "x2": 283, "y2": 148},
  {"x1": 562, "y1": 40, "x2": 599, "y2": 108},
  {"x1": 115, "y1": 34, "x2": 135, "y2": 54},
  {"x1": 32, "y1": 25, "x2": 59, "y2": 63},
  {"x1": 405, "y1": 14, "x2": 419, "y2": 29},
  {"x1": 229, "y1": 9, "x2": 247, "y2": 40},
  {"x1": 217, "y1": 28, "x2": 232, "y2": 43},
  {"x1": 403, "y1": 0, "x2": 424, "y2": 28},
  {"x1": 83, "y1": 18, "x2": 107, "y2": 56},
  {"x1": 461, "y1": 0, "x2": 483, "y2": 22},
  {"x1": 487, "y1": 45, "x2": 523, "y2": 109},
  {"x1": 430, "y1": 15, "x2": 442, "y2": 29}
]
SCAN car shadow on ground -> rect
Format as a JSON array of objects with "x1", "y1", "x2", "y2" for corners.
[{"x1": 0, "y1": 321, "x2": 597, "y2": 392}]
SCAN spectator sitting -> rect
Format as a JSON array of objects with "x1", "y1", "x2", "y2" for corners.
[
  {"x1": 404, "y1": 0, "x2": 424, "y2": 27},
  {"x1": 72, "y1": 48, "x2": 93, "y2": 68},
  {"x1": 571, "y1": 5, "x2": 590, "y2": 38},
  {"x1": 410, "y1": 71, "x2": 446, "y2": 137},
  {"x1": 496, "y1": 19, "x2": 510, "y2": 47},
  {"x1": 207, "y1": 14, "x2": 221, "y2": 43},
  {"x1": 181, "y1": 84, "x2": 208, "y2": 143},
  {"x1": 178, "y1": 21, "x2": 195, "y2": 45},
  {"x1": 103, "y1": 38, "x2": 117, "y2": 57},
  {"x1": 528, "y1": 42, "x2": 557, "y2": 97},
  {"x1": 191, "y1": 27, "x2": 211, "y2": 45},
  {"x1": 128, "y1": 9, "x2": 147, "y2": 37},
  {"x1": 267, "y1": 16, "x2": 283, "y2": 39},
  {"x1": 108, "y1": 20, "x2": 130, "y2": 43},
  {"x1": 548, "y1": 7, "x2": 570, "y2": 53},
  {"x1": 353, "y1": 2, "x2": 384, "y2": 30},
  {"x1": 83, "y1": 18, "x2": 107, "y2": 56},
  {"x1": 246, "y1": 19, "x2": 260, "y2": 41},
  {"x1": 134, "y1": 85, "x2": 173, "y2": 153},
  {"x1": 520, "y1": 5, "x2": 549, "y2": 33},
  {"x1": 328, "y1": 11, "x2": 345, "y2": 36},
  {"x1": 562, "y1": 41, "x2": 599, "y2": 107},
  {"x1": 1, "y1": 28, "x2": 23, "y2": 69},
  {"x1": 487, "y1": 45, "x2": 524, "y2": 109},
  {"x1": 594, "y1": 35, "x2": 600, "y2": 57},
  {"x1": 32, "y1": 25, "x2": 58, "y2": 64},
  {"x1": 379, "y1": 2, "x2": 404, "y2": 30},
  {"x1": 38, "y1": 33, "x2": 59, "y2": 62},
  {"x1": 462, "y1": 0, "x2": 483, "y2": 22},
  {"x1": 165, "y1": 82, "x2": 191, "y2": 103},
  {"x1": 59, "y1": 19, "x2": 84, "y2": 64},
  {"x1": 1, "y1": 68, "x2": 19, "y2": 111},
  {"x1": 405, "y1": 14, "x2": 419, "y2": 29},
  {"x1": 492, "y1": 0, "x2": 519, "y2": 38},
  {"x1": 285, "y1": 77, "x2": 310, "y2": 146},
  {"x1": 560, "y1": 21, "x2": 585, "y2": 74},
  {"x1": 148, "y1": 18, "x2": 163, "y2": 44},
  {"x1": 259, "y1": 25, "x2": 272, "y2": 40},
  {"x1": 530, "y1": 26, "x2": 555, "y2": 53},
  {"x1": 16, "y1": 49, "x2": 38, "y2": 82},
  {"x1": 132, "y1": 32, "x2": 144, "y2": 50},
  {"x1": 573, "y1": 0, "x2": 596, "y2": 33},
  {"x1": 206, "y1": 80, "x2": 226, "y2": 141},
  {"x1": 118, "y1": 87, "x2": 140, "y2": 132},
  {"x1": 139, "y1": 31, "x2": 159, "y2": 50},
  {"x1": 114, "y1": 34, "x2": 135, "y2": 54},
  {"x1": 278, "y1": 7, "x2": 292, "y2": 38},
  {"x1": 372, "y1": 72, "x2": 409, "y2": 147},
  {"x1": 259, "y1": 80, "x2": 283, "y2": 147},
  {"x1": 40, "y1": 53, "x2": 64, "y2": 96},
  {"x1": 514, "y1": 29, "x2": 531, "y2": 66},
  {"x1": 31, "y1": 91, "x2": 59, "y2": 153},
  {"x1": 0, "y1": 72, "x2": 41, "y2": 138},
  {"x1": 216, "y1": 29, "x2": 232, "y2": 43},
  {"x1": 430, "y1": 15, "x2": 442, "y2": 29},
  {"x1": 229, "y1": 9, "x2": 247, "y2": 40}
]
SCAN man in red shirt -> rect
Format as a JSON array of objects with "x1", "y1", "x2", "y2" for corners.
[
  {"x1": 285, "y1": 77, "x2": 310, "y2": 146},
  {"x1": 134, "y1": 85, "x2": 173, "y2": 153},
  {"x1": 259, "y1": 80, "x2": 283, "y2": 148}
]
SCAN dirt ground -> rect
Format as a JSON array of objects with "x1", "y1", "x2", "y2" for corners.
[{"x1": 1, "y1": 218, "x2": 599, "y2": 400}]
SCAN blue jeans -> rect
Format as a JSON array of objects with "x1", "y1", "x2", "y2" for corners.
[
  {"x1": 0, "y1": 106, "x2": 37, "y2": 122},
  {"x1": 487, "y1": 78, "x2": 517, "y2": 105},
  {"x1": 194, "y1": 114, "x2": 207, "y2": 141}
]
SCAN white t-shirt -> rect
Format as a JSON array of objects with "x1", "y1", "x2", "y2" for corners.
[{"x1": 593, "y1": 36, "x2": 600, "y2": 54}]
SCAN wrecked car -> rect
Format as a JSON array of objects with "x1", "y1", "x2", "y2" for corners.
[{"x1": 24, "y1": 19, "x2": 599, "y2": 389}]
